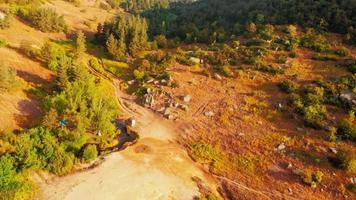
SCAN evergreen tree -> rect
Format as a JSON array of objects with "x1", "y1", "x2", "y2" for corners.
[
  {"x1": 106, "y1": 34, "x2": 119, "y2": 60},
  {"x1": 75, "y1": 31, "x2": 86, "y2": 58}
]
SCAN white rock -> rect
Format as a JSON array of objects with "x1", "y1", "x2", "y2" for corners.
[
  {"x1": 350, "y1": 177, "x2": 356, "y2": 184},
  {"x1": 287, "y1": 163, "x2": 293, "y2": 169},
  {"x1": 183, "y1": 95, "x2": 192, "y2": 103},
  {"x1": 329, "y1": 147, "x2": 338, "y2": 154},
  {"x1": 0, "y1": 11, "x2": 6, "y2": 20},
  {"x1": 214, "y1": 73, "x2": 222, "y2": 80},
  {"x1": 204, "y1": 111, "x2": 215, "y2": 117},
  {"x1": 277, "y1": 143, "x2": 286, "y2": 151}
]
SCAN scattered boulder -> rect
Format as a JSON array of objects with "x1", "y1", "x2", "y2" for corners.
[
  {"x1": 164, "y1": 108, "x2": 171, "y2": 116},
  {"x1": 180, "y1": 104, "x2": 189, "y2": 111},
  {"x1": 126, "y1": 118, "x2": 136, "y2": 127},
  {"x1": 144, "y1": 94, "x2": 155, "y2": 107},
  {"x1": 350, "y1": 177, "x2": 356, "y2": 184},
  {"x1": 329, "y1": 147, "x2": 338, "y2": 154},
  {"x1": 296, "y1": 127, "x2": 304, "y2": 132},
  {"x1": 157, "y1": 107, "x2": 165, "y2": 113},
  {"x1": 183, "y1": 95, "x2": 192, "y2": 103},
  {"x1": 287, "y1": 163, "x2": 293, "y2": 169},
  {"x1": 277, "y1": 143, "x2": 286, "y2": 151},
  {"x1": 204, "y1": 111, "x2": 215, "y2": 117},
  {"x1": 213, "y1": 73, "x2": 222, "y2": 80},
  {"x1": 340, "y1": 91, "x2": 356, "y2": 106},
  {"x1": 288, "y1": 188, "x2": 293, "y2": 194},
  {"x1": 0, "y1": 11, "x2": 6, "y2": 20},
  {"x1": 127, "y1": 80, "x2": 135, "y2": 85},
  {"x1": 293, "y1": 169, "x2": 303, "y2": 176},
  {"x1": 189, "y1": 57, "x2": 201, "y2": 64},
  {"x1": 167, "y1": 115, "x2": 175, "y2": 120}
]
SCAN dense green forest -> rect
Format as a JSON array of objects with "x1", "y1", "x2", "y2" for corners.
[{"x1": 143, "y1": 0, "x2": 356, "y2": 43}]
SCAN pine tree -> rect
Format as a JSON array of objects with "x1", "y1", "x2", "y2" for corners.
[
  {"x1": 129, "y1": 29, "x2": 140, "y2": 57},
  {"x1": 75, "y1": 31, "x2": 86, "y2": 58},
  {"x1": 106, "y1": 34, "x2": 119, "y2": 60}
]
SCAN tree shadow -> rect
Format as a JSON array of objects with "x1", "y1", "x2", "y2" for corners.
[
  {"x1": 16, "y1": 69, "x2": 50, "y2": 85},
  {"x1": 14, "y1": 97, "x2": 43, "y2": 128}
]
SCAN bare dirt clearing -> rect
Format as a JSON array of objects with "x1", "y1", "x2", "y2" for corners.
[{"x1": 37, "y1": 97, "x2": 217, "y2": 200}]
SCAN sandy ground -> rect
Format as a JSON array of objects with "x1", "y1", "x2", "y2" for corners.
[{"x1": 37, "y1": 88, "x2": 217, "y2": 200}]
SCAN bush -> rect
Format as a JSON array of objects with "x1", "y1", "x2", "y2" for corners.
[
  {"x1": 0, "y1": 14, "x2": 10, "y2": 29},
  {"x1": 326, "y1": 127, "x2": 337, "y2": 142},
  {"x1": 0, "y1": 64, "x2": 19, "y2": 92},
  {"x1": 334, "y1": 47, "x2": 350, "y2": 57},
  {"x1": 0, "y1": 38, "x2": 6, "y2": 47},
  {"x1": 302, "y1": 104, "x2": 327, "y2": 129},
  {"x1": 337, "y1": 119, "x2": 356, "y2": 140},
  {"x1": 154, "y1": 34, "x2": 168, "y2": 48},
  {"x1": 89, "y1": 58, "x2": 105, "y2": 74},
  {"x1": 300, "y1": 29, "x2": 330, "y2": 52},
  {"x1": 301, "y1": 169, "x2": 323, "y2": 187},
  {"x1": 81, "y1": 145, "x2": 98, "y2": 162},
  {"x1": 26, "y1": 8, "x2": 67, "y2": 32},
  {"x1": 20, "y1": 40, "x2": 40, "y2": 58},
  {"x1": 133, "y1": 69, "x2": 145, "y2": 81},
  {"x1": 46, "y1": 148, "x2": 75, "y2": 175},
  {"x1": 312, "y1": 53, "x2": 338, "y2": 61},
  {"x1": 256, "y1": 63, "x2": 285, "y2": 75},
  {"x1": 336, "y1": 147, "x2": 356, "y2": 173},
  {"x1": 0, "y1": 155, "x2": 35, "y2": 200},
  {"x1": 279, "y1": 80, "x2": 300, "y2": 93},
  {"x1": 189, "y1": 143, "x2": 224, "y2": 172}
]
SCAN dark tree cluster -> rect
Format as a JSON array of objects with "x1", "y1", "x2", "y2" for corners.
[
  {"x1": 144, "y1": 0, "x2": 356, "y2": 43},
  {"x1": 95, "y1": 15, "x2": 148, "y2": 60},
  {"x1": 18, "y1": 7, "x2": 67, "y2": 32},
  {"x1": 122, "y1": 0, "x2": 170, "y2": 12}
]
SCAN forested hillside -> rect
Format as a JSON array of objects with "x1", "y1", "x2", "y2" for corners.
[
  {"x1": 0, "y1": 0, "x2": 355, "y2": 199},
  {"x1": 144, "y1": 0, "x2": 356, "y2": 43}
]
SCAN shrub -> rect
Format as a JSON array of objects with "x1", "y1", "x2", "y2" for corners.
[
  {"x1": 346, "y1": 27, "x2": 356, "y2": 46},
  {"x1": 89, "y1": 58, "x2": 105, "y2": 74},
  {"x1": 106, "y1": 0, "x2": 121, "y2": 9},
  {"x1": 154, "y1": 34, "x2": 168, "y2": 48},
  {"x1": 337, "y1": 119, "x2": 356, "y2": 140},
  {"x1": 133, "y1": 69, "x2": 145, "y2": 81},
  {"x1": 312, "y1": 53, "x2": 338, "y2": 61},
  {"x1": 0, "y1": 38, "x2": 6, "y2": 47},
  {"x1": 334, "y1": 47, "x2": 350, "y2": 57},
  {"x1": 301, "y1": 169, "x2": 323, "y2": 187},
  {"x1": 26, "y1": 8, "x2": 67, "y2": 32},
  {"x1": 20, "y1": 40, "x2": 40, "y2": 58},
  {"x1": 326, "y1": 127, "x2": 337, "y2": 142},
  {"x1": 46, "y1": 148, "x2": 75, "y2": 175},
  {"x1": 256, "y1": 63, "x2": 285, "y2": 75},
  {"x1": 348, "y1": 64, "x2": 356, "y2": 73},
  {"x1": 81, "y1": 145, "x2": 98, "y2": 162},
  {"x1": 300, "y1": 29, "x2": 330, "y2": 52},
  {"x1": 279, "y1": 80, "x2": 300, "y2": 93},
  {"x1": 189, "y1": 143, "x2": 224, "y2": 172},
  {"x1": 0, "y1": 13, "x2": 10, "y2": 29},
  {"x1": 0, "y1": 64, "x2": 19, "y2": 92},
  {"x1": 234, "y1": 153, "x2": 263, "y2": 175},
  {"x1": 336, "y1": 147, "x2": 356, "y2": 173},
  {"x1": 0, "y1": 155, "x2": 35, "y2": 200},
  {"x1": 302, "y1": 104, "x2": 327, "y2": 129}
]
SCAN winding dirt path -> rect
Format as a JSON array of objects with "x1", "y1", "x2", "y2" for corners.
[{"x1": 36, "y1": 79, "x2": 217, "y2": 200}]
